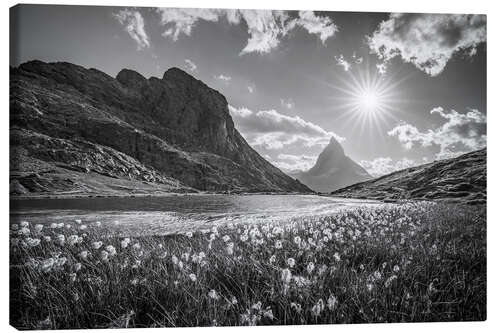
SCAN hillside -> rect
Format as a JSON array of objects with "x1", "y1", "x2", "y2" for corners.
[
  {"x1": 10, "y1": 61, "x2": 311, "y2": 196},
  {"x1": 331, "y1": 149, "x2": 486, "y2": 205}
]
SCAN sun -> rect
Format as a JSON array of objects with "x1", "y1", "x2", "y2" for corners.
[
  {"x1": 358, "y1": 89, "x2": 382, "y2": 113},
  {"x1": 323, "y1": 65, "x2": 409, "y2": 137}
]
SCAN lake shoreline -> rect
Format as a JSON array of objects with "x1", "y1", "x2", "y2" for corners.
[{"x1": 9, "y1": 191, "x2": 320, "y2": 201}]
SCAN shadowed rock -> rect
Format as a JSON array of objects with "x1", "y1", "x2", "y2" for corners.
[{"x1": 10, "y1": 61, "x2": 311, "y2": 196}]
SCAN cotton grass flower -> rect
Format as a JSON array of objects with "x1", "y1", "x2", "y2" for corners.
[
  {"x1": 208, "y1": 289, "x2": 219, "y2": 300},
  {"x1": 307, "y1": 262, "x2": 315, "y2": 274},
  {"x1": 121, "y1": 238, "x2": 130, "y2": 248},
  {"x1": 100, "y1": 250, "x2": 109, "y2": 262},
  {"x1": 287, "y1": 258, "x2": 295, "y2": 268},
  {"x1": 92, "y1": 241, "x2": 103, "y2": 249},
  {"x1": 269, "y1": 255, "x2": 276, "y2": 265},
  {"x1": 68, "y1": 235, "x2": 79, "y2": 246},
  {"x1": 25, "y1": 238, "x2": 41, "y2": 247},
  {"x1": 291, "y1": 302, "x2": 302, "y2": 313},
  {"x1": 189, "y1": 273, "x2": 197, "y2": 282},
  {"x1": 281, "y1": 268, "x2": 292, "y2": 284},
  {"x1": 55, "y1": 257, "x2": 67, "y2": 267},
  {"x1": 327, "y1": 295, "x2": 337, "y2": 311},
  {"x1": 56, "y1": 234, "x2": 65, "y2": 246},
  {"x1": 105, "y1": 245, "x2": 117, "y2": 256},
  {"x1": 18, "y1": 227, "x2": 30, "y2": 236},
  {"x1": 226, "y1": 242, "x2": 234, "y2": 255},
  {"x1": 73, "y1": 263, "x2": 82, "y2": 272},
  {"x1": 79, "y1": 251, "x2": 88, "y2": 260},
  {"x1": 41, "y1": 258, "x2": 55, "y2": 273},
  {"x1": 34, "y1": 224, "x2": 44, "y2": 233},
  {"x1": 311, "y1": 299, "x2": 325, "y2": 317}
]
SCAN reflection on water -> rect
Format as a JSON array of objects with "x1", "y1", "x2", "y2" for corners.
[{"x1": 10, "y1": 194, "x2": 383, "y2": 235}]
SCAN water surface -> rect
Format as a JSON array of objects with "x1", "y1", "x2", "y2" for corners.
[{"x1": 10, "y1": 194, "x2": 382, "y2": 235}]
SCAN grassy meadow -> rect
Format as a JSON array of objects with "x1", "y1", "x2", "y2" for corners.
[{"x1": 9, "y1": 201, "x2": 486, "y2": 329}]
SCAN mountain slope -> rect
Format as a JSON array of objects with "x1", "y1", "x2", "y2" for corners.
[
  {"x1": 331, "y1": 149, "x2": 486, "y2": 205},
  {"x1": 10, "y1": 61, "x2": 311, "y2": 196},
  {"x1": 295, "y1": 137, "x2": 372, "y2": 192}
]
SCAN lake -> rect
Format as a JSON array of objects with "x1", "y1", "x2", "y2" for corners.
[{"x1": 10, "y1": 194, "x2": 383, "y2": 235}]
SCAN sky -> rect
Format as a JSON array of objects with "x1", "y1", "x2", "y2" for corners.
[{"x1": 10, "y1": 5, "x2": 487, "y2": 177}]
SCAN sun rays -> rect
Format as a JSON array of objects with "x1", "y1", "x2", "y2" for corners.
[{"x1": 325, "y1": 63, "x2": 413, "y2": 140}]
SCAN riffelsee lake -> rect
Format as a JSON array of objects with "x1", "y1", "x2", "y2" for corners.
[{"x1": 10, "y1": 194, "x2": 382, "y2": 235}]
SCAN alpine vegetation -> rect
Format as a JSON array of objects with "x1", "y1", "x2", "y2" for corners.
[{"x1": 10, "y1": 202, "x2": 485, "y2": 329}]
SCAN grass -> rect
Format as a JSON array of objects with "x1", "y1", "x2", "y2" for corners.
[{"x1": 9, "y1": 201, "x2": 486, "y2": 329}]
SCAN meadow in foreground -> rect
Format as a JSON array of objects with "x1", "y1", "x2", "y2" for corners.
[{"x1": 10, "y1": 201, "x2": 486, "y2": 329}]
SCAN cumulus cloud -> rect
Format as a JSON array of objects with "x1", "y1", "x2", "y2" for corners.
[
  {"x1": 360, "y1": 157, "x2": 416, "y2": 177},
  {"x1": 113, "y1": 9, "x2": 150, "y2": 50},
  {"x1": 388, "y1": 107, "x2": 486, "y2": 159},
  {"x1": 215, "y1": 74, "x2": 231, "y2": 82},
  {"x1": 280, "y1": 98, "x2": 295, "y2": 109},
  {"x1": 229, "y1": 105, "x2": 344, "y2": 150},
  {"x1": 376, "y1": 62, "x2": 388, "y2": 75},
  {"x1": 294, "y1": 10, "x2": 338, "y2": 44},
  {"x1": 367, "y1": 13, "x2": 486, "y2": 76},
  {"x1": 184, "y1": 59, "x2": 197, "y2": 72},
  {"x1": 271, "y1": 154, "x2": 317, "y2": 174},
  {"x1": 352, "y1": 52, "x2": 363, "y2": 64},
  {"x1": 335, "y1": 54, "x2": 351, "y2": 71},
  {"x1": 156, "y1": 8, "x2": 338, "y2": 54},
  {"x1": 156, "y1": 8, "x2": 221, "y2": 40}
]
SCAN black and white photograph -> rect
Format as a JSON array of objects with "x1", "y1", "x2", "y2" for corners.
[{"x1": 8, "y1": 2, "x2": 489, "y2": 330}]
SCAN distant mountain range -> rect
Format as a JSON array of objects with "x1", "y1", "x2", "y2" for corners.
[
  {"x1": 10, "y1": 61, "x2": 311, "y2": 196},
  {"x1": 331, "y1": 149, "x2": 486, "y2": 205},
  {"x1": 294, "y1": 137, "x2": 372, "y2": 192}
]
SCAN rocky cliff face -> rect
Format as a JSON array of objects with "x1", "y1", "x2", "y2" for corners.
[
  {"x1": 295, "y1": 137, "x2": 372, "y2": 192},
  {"x1": 10, "y1": 61, "x2": 311, "y2": 196}
]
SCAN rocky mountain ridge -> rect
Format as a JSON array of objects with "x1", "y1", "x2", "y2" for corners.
[
  {"x1": 331, "y1": 149, "x2": 486, "y2": 205},
  {"x1": 10, "y1": 60, "x2": 311, "y2": 196}
]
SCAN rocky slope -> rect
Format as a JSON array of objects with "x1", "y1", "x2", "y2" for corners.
[
  {"x1": 295, "y1": 137, "x2": 372, "y2": 192},
  {"x1": 10, "y1": 61, "x2": 311, "y2": 196},
  {"x1": 331, "y1": 149, "x2": 486, "y2": 205}
]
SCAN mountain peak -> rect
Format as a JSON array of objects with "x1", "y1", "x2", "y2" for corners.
[
  {"x1": 163, "y1": 67, "x2": 195, "y2": 81},
  {"x1": 116, "y1": 68, "x2": 147, "y2": 89},
  {"x1": 295, "y1": 136, "x2": 371, "y2": 192}
]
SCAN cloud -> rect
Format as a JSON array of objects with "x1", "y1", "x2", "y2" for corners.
[
  {"x1": 156, "y1": 8, "x2": 338, "y2": 54},
  {"x1": 335, "y1": 54, "x2": 351, "y2": 71},
  {"x1": 376, "y1": 62, "x2": 388, "y2": 75},
  {"x1": 367, "y1": 13, "x2": 486, "y2": 76},
  {"x1": 215, "y1": 74, "x2": 232, "y2": 82},
  {"x1": 184, "y1": 59, "x2": 197, "y2": 72},
  {"x1": 294, "y1": 10, "x2": 338, "y2": 44},
  {"x1": 156, "y1": 8, "x2": 221, "y2": 41},
  {"x1": 113, "y1": 9, "x2": 150, "y2": 50},
  {"x1": 271, "y1": 154, "x2": 317, "y2": 173},
  {"x1": 280, "y1": 98, "x2": 295, "y2": 109},
  {"x1": 229, "y1": 105, "x2": 343, "y2": 150},
  {"x1": 388, "y1": 107, "x2": 486, "y2": 159},
  {"x1": 360, "y1": 157, "x2": 416, "y2": 177},
  {"x1": 352, "y1": 52, "x2": 363, "y2": 64}
]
